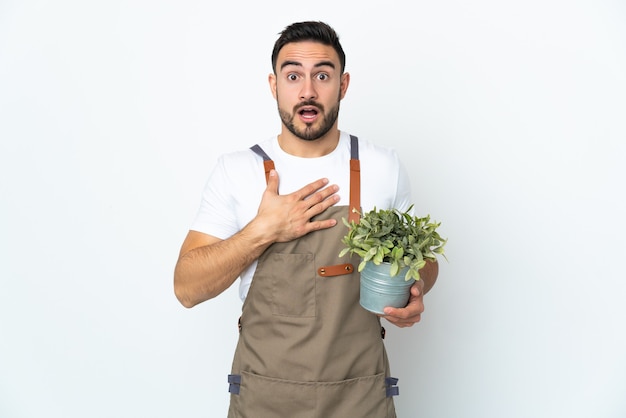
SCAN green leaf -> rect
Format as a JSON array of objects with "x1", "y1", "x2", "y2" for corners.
[
  {"x1": 373, "y1": 247, "x2": 385, "y2": 264},
  {"x1": 390, "y1": 261, "x2": 399, "y2": 276},
  {"x1": 406, "y1": 268, "x2": 421, "y2": 281}
]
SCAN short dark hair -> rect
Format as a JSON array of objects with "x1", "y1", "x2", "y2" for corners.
[{"x1": 271, "y1": 21, "x2": 346, "y2": 74}]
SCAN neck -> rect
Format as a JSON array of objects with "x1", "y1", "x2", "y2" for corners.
[{"x1": 277, "y1": 129, "x2": 341, "y2": 158}]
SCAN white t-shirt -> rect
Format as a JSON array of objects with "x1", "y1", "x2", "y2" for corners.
[{"x1": 191, "y1": 131, "x2": 413, "y2": 301}]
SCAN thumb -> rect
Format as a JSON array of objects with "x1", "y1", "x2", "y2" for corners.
[
  {"x1": 266, "y1": 169, "x2": 279, "y2": 195},
  {"x1": 412, "y1": 281, "x2": 423, "y2": 297}
]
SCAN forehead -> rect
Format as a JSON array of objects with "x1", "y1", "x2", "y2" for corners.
[{"x1": 276, "y1": 41, "x2": 340, "y2": 70}]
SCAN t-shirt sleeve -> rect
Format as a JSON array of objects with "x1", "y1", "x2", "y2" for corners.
[
  {"x1": 190, "y1": 156, "x2": 240, "y2": 239},
  {"x1": 393, "y1": 155, "x2": 414, "y2": 214}
]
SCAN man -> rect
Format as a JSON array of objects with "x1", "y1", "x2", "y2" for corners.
[{"x1": 174, "y1": 21, "x2": 438, "y2": 417}]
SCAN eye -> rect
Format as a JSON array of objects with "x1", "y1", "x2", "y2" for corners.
[
  {"x1": 317, "y1": 73, "x2": 329, "y2": 81},
  {"x1": 287, "y1": 73, "x2": 299, "y2": 81}
]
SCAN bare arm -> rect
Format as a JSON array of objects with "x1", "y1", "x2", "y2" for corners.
[
  {"x1": 173, "y1": 229, "x2": 269, "y2": 308},
  {"x1": 418, "y1": 258, "x2": 439, "y2": 295},
  {"x1": 174, "y1": 169, "x2": 340, "y2": 308}
]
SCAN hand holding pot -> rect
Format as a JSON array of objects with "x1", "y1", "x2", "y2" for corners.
[{"x1": 380, "y1": 280, "x2": 425, "y2": 328}]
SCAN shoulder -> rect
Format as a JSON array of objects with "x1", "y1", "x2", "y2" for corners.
[
  {"x1": 202, "y1": 138, "x2": 274, "y2": 200},
  {"x1": 213, "y1": 137, "x2": 274, "y2": 176},
  {"x1": 353, "y1": 135, "x2": 401, "y2": 167},
  {"x1": 192, "y1": 138, "x2": 272, "y2": 237},
  {"x1": 349, "y1": 134, "x2": 412, "y2": 212},
  {"x1": 219, "y1": 141, "x2": 268, "y2": 165}
]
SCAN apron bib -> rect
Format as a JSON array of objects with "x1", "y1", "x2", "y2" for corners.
[{"x1": 227, "y1": 137, "x2": 398, "y2": 418}]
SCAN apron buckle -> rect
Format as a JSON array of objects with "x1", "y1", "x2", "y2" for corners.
[{"x1": 385, "y1": 377, "x2": 399, "y2": 397}]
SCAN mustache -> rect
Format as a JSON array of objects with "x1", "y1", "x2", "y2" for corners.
[{"x1": 294, "y1": 100, "x2": 324, "y2": 112}]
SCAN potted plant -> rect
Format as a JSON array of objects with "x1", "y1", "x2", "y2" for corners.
[{"x1": 339, "y1": 205, "x2": 447, "y2": 314}]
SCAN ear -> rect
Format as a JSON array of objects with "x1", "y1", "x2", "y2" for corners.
[
  {"x1": 339, "y1": 72, "x2": 350, "y2": 100},
  {"x1": 268, "y1": 73, "x2": 277, "y2": 99}
]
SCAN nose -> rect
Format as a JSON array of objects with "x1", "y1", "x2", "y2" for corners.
[{"x1": 299, "y1": 77, "x2": 317, "y2": 101}]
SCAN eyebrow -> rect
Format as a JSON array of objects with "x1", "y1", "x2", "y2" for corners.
[{"x1": 280, "y1": 60, "x2": 336, "y2": 71}]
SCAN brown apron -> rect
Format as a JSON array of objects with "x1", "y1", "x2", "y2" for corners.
[{"x1": 227, "y1": 136, "x2": 398, "y2": 418}]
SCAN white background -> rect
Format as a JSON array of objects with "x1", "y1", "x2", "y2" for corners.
[{"x1": 1, "y1": 1, "x2": 625, "y2": 417}]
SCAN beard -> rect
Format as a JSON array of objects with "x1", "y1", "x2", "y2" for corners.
[{"x1": 277, "y1": 97, "x2": 341, "y2": 141}]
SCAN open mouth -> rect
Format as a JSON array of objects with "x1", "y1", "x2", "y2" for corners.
[{"x1": 298, "y1": 106, "x2": 319, "y2": 121}]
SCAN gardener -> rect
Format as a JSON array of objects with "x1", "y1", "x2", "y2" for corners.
[{"x1": 173, "y1": 21, "x2": 439, "y2": 417}]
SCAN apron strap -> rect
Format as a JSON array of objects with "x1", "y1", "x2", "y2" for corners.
[
  {"x1": 348, "y1": 135, "x2": 361, "y2": 224},
  {"x1": 250, "y1": 144, "x2": 276, "y2": 184}
]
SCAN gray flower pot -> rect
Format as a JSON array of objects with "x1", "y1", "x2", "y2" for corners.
[{"x1": 359, "y1": 262, "x2": 415, "y2": 315}]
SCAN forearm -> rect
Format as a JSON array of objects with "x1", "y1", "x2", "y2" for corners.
[
  {"x1": 174, "y1": 225, "x2": 274, "y2": 308},
  {"x1": 420, "y1": 259, "x2": 439, "y2": 295}
]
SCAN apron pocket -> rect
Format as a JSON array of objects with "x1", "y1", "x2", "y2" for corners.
[
  {"x1": 268, "y1": 252, "x2": 316, "y2": 317},
  {"x1": 230, "y1": 371, "x2": 394, "y2": 418}
]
